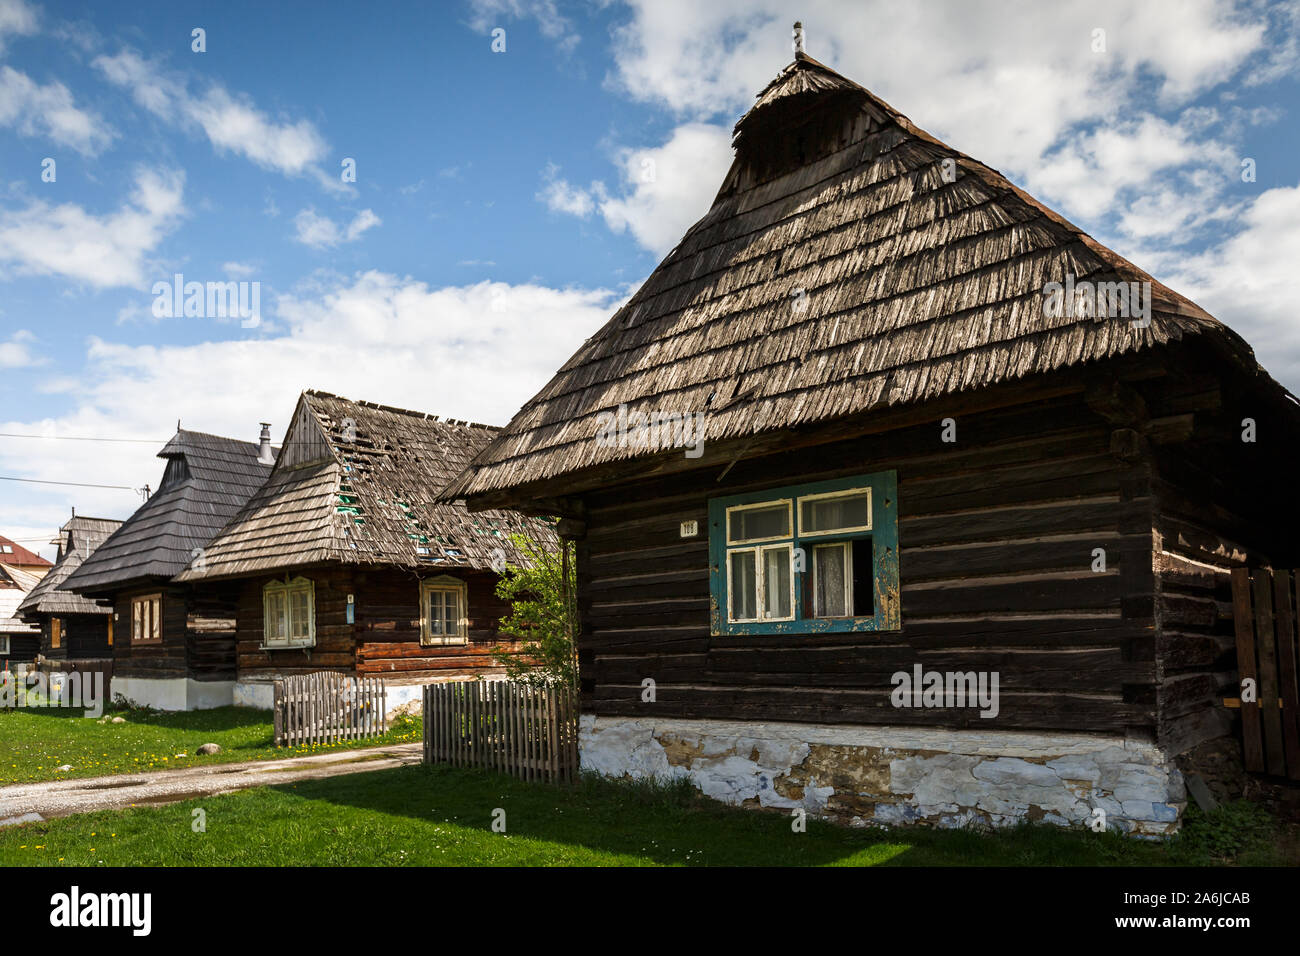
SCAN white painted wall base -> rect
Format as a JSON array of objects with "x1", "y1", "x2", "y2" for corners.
[
  {"x1": 579, "y1": 716, "x2": 1187, "y2": 837},
  {"x1": 110, "y1": 677, "x2": 235, "y2": 712},
  {"x1": 233, "y1": 680, "x2": 275, "y2": 710}
]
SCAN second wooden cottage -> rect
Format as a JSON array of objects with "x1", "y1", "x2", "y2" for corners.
[
  {"x1": 18, "y1": 514, "x2": 123, "y2": 662},
  {"x1": 62, "y1": 429, "x2": 275, "y2": 709},
  {"x1": 174, "y1": 390, "x2": 555, "y2": 710},
  {"x1": 445, "y1": 50, "x2": 1300, "y2": 834}
]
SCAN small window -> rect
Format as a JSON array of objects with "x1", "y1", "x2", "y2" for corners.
[
  {"x1": 106, "y1": 616, "x2": 113, "y2": 647},
  {"x1": 51, "y1": 617, "x2": 62, "y2": 649},
  {"x1": 420, "y1": 576, "x2": 468, "y2": 645},
  {"x1": 131, "y1": 594, "x2": 162, "y2": 644},
  {"x1": 263, "y1": 577, "x2": 315, "y2": 649},
  {"x1": 799, "y1": 488, "x2": 872, "y2": 537},
  {"x1": 726, "y1": 500, "x2": 792, "y2": 544},
  {"x1": 0, "y1": 635, "x2": 9, "y2": 655},
  {"x1": 708, "y1": 472, "x2": 899, "y2": 635}
]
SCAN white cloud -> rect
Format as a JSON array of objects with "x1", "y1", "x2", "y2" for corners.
[
  {"x1": 0, "y1": 167, "x2": 185, "y2": 288},
  {"x1": 0, "y1": 329, "x2": 41, "y2": 367},
  {"x1": 93, "y1": 50, "x2": 335, "y2": 185},
  {"x1": 1167, "y1": 182, "x2": 1300, "y2": 388},
  {"x1": 605, "y1": 1, "x2": 1275, "y2": 217},
  {"x1": 596, "y1": 123, "x2": 733, "y2": 255},
  {"x1": 292, "y1": 208, "x2": 381, "y2": 248},
  {"x1": 0, "y1": 65, "x2": 114, "y2": 155},
  {"x1": 537, "y1": 163, "x2": 597, "y2": 217},
  {"x1": 223, "y1": 260, "x2": 257, "y2": 278},
  {"x1": 0, "y1": 273, "x2": 625, "y2": 528},
  {"x1": 541, "y1": 124, "x2": 733, "y2": 255},
  {"x1": 0, "y1": 0, "x2": 37, "y2": 52}
]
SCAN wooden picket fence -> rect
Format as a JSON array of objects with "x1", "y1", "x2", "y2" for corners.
[
  {"x1": 1230, "y1": 568, "x2": 1300, "y2": 779},
  {"x1": 423, "y1": 680, "x2": 578, "y2": 784},
  {"x1": 273, "y1": 672, "x2": 387, "y2": 747}
]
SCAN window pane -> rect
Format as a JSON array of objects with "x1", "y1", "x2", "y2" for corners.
[
  {"x1": 762, "y1": 547, "x2": 791, "y2": 619},
  {"x1": 267, "y1": 592, "x2": 286, "y2": 642},
  {"x1": 728, "y1": 503, "x2": 790, "y2": 543},
  {"x1": 814, "y1": 544, "x2": 849, "y2": 617},
  {"x1": 801, "y1": 491, "x2": 871, "y2": 535},
  {"x1": 289, "y1": 590, "x2": 310, "y2": 639},
  {"x1": 444, "y1": 591, "x2": 458, "y2": 636},
  {"x1": 429, "y1": 591, "x2": 446, "y2": 635},
  {"x1": 150, "y1": 598, "x2": 161, "y2": 640},
  {"x1": 729, "y1": 551, "x2": 757, "y2": 621},
  {"x1": 132, "y1": 604, "x2": 142, "y2": 641}
]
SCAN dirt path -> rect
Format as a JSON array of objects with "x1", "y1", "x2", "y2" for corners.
[{"x1": 0, "y1": 743, "x2": 424, "y2": 824}]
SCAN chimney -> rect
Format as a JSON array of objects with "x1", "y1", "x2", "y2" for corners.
[
  {"x1": 792, "y1": 21, "x2": 805, "y2": 55},
  {"x1": 258, "y1": 423, "x2": 275, "y2": 464}
]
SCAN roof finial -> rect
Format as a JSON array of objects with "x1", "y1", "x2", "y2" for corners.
[{"x1": 792, "y1": 21, "x2": 805, "y2": 56}]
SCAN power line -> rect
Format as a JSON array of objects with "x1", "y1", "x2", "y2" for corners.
[
  {"x1": 0, "y1": 476, "x2": 139, "y2": 491},
  {"x1": 0, "y1": 432, "x2": 167, "y2": 443}
]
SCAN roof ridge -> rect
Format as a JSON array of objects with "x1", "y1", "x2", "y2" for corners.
[{"x1": 304, "y1": 389, "x2": 501, "y2": 431}]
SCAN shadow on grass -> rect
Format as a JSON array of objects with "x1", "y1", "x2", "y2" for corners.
[{"x1": 261, "y1": 763, "x2": 1201, "y2": 867}]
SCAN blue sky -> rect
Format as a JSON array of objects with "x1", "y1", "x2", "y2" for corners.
[{"x1": 2, "y1": 0, "x2": 1300, "y2": 556}]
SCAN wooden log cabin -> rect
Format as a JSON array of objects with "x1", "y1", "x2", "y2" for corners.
[
  {"x1": 443, "y1": 50, "x2": 1300, "y2": 835},
  {"x1": 174, "y1": 390, "x2": 556, "y2": 711},
  {"x1": 18, "y1": 514, "x2": 123, "y2": 663},
  {"x1": 62, "y1": 430, "x2": 274, "y2": 710}
]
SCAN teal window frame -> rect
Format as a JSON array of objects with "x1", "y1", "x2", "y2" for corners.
[{"x1": 708, "y1": 471, "x2": 899, "y2": 635}]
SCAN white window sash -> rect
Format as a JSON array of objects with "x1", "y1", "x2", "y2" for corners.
[
  {"x1": 797, "y1": 487, "x2": 873, "y2": 538},
  {"x1": 262, "y1": 579, "x2": 315, "y2": 649},
  {"x1": 420, "y1": 579, "x2": 467, "y2": 646}
]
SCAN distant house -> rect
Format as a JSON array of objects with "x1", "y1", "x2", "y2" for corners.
[
  {"x1": 0, "y1": 563, "x2": 45, "y2": 668},
  {"x1": 175, "y1": 390, "x2": 556, "y2": 711},
  {"x1": 444, "y1": 51, "x2": 1300, "y2": 835},
  {"x1": 0, "y1": 535, "x2": 54, "y2": 575},
  {"x1": 18, "y1": 514, "x2": 123, "y2": 661},
  {"x1": 62, "y1": 430, "x2": 274, "y2": 710}
]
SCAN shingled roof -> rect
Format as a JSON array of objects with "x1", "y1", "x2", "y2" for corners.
[
  {"x1": 18, "y1": 516, "x2": 122, "y2": 617},
  {"x1": 443, "y1": 52, "x2": 1278, "y2": 504},
  {"x1": 175, "y1": 390, "x2": 555, "y2": 582},
  {"x1": 63, "y1": 430, "x2": 274, "y2": 595}
]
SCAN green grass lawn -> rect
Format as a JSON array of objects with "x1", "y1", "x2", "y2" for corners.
[
  {"x1": 0, "y1": 706, "x2": 422, "y2": 784},
  {"x1": 0, "y1": 763, "x2": 1288, "y2": 866}
]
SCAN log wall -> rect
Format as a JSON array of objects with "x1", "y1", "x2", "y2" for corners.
[
  {"x1": 235, "y1": 565, "x2": 515, "y2": 680},
  {"x1": 575, "y1": 390, "x2": 1158, "y2": 735}
]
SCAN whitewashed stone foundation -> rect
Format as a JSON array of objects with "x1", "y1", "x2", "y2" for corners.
[{"x1": 580, "y1": 715, "x2": 1186, "y2": 836}]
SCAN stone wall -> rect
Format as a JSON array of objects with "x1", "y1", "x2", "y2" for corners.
[{"x1": 580, "y1": 715, "x2": 1186, "y2": 837}]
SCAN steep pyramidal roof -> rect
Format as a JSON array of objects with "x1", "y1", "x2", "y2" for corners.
[
  {"x1": 175, "y1": 390, "x2": 554, "y2": 582},
  {"x1": 445, "y1": 52, "x2": 1276, "y2": 503},
  {"x1": 64, "y1": 431, "x2": 274, "y2": 595},
  {"x1": 18, "y1": 515, "x2": 123, "y2": 616}
]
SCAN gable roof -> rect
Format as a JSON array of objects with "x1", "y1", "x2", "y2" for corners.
[
  {"x1": 175, "y1": 390, "x2": 555, "y2": 582},
  {"x1": 0, "y1": 535, "x2": 52, "y2": 569},
  {"x1": 63, "y1": 430, "x2": 274, "y2": 595},
  {"x1": 443, "y1": 52, "x2": 1281, "y2": 504},
  {"x1": 18, "y1": 516, "x2": 123, "y2": 617}
]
